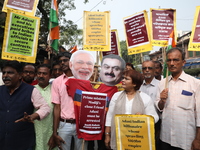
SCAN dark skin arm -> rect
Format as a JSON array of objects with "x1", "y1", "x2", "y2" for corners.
[
  {"x1": 15, "y1": 112, "x2": 39, "y2": 123},
  {"x1": 48, "y1": 104, "x2": 65, "y2": 150},
  {"x1": 192, "y1": 127, "x2": 200, "y2": 150}
]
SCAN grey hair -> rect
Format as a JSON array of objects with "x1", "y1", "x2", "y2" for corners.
[{"x1": 70, "y1": 50, "x2": 95, "y2": 64}]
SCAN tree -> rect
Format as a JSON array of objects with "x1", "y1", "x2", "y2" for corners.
[
  {"x1": 0, "y1": 0, "x2": 88, "y2": 47},
  {"x1": 120, "y1": 40, "x2": 141, "y2": 65}
]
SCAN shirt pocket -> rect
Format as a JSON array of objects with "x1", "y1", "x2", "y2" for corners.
[{"x1": 176, "y1": 92, "x2": 193, "y2": 110}]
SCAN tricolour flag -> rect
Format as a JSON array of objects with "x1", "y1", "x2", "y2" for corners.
[
  {"x1": 48, "y1": 0, "x2": 59, "y2": 52},
  {"x1": 163, "y1": 31, "x2": 176, "y2": 78}
]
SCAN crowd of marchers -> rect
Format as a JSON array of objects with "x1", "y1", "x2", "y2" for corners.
[{"x1": 0, "y1": 47, "x2": 200, "y2": 150}]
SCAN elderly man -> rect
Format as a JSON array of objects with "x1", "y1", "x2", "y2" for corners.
[
  {"x1": 155, "y1": 48, "x2": 200, "y2": 150},
  {"x1": 50, "y1": 50, "x2": 94, "y2": 150},
  {"x1": 0, "y1": 60, "x2": 50, "y2": 150},
  {"x1": 100, "y1": 54, "x2": 125, "y2": 86},
  {"x1": 140, "y1": 60, "x2": 160, "y2": 102}
]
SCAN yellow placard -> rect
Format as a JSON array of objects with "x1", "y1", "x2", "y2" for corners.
[
  {"x1": 2, "y1": 0, "x2": 39, "y2": 16},
  {"x1": 123, "y1": 11, "x2": 153, "y2": 55},
  {"x1": 1, "y1": 10, "x2": 40, "y2": 63},
  {"x1": 115, "y1": 114, "x2": 155, "y2": 150},
  {"x1": 83, "y1": 11, "x2": 111, "y2": 51},
  {"x1": 188, "y1": 6, "x2": 200, "y2": 51}
]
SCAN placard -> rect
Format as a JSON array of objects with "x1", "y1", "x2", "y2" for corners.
[
  {"x1": 83, "y1": 11, "x2": 111, "y2": 51},
  {"x1": 123, "y1": 11, "x2": 152, "y2": 55},
  {"x1": 115, "y1": 115, "x2": 155, "y2": 150},
  {"x1": 102, "y1": 29, "x2": 120, "y2": 56},
  {"x1": 1, "y1": 10, "x2": 40, "y2": 63},
  {"x1": 150, "y1": 8, "x2": 176, "y2": 47},
  {"x1": 79, "y1": 91, "x2": 107, "y2": 134},
  {"x1": 2, "y1": 0, "x2": 39, "y2": 16},
  {"x1": 188, "y1": 6, "x2": 200, "y2": 51}
]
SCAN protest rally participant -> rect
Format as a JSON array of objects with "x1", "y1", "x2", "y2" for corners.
[
  {"x1": 22, "y1": 63, "x2": 38, "y2": 85},
  {"x1": 0, "y1": 60, "x2": 50, "y2": 150},
  {"x1": 100, "y1": 54, "x2": 125, "y2": 86},
  {"x1": 105, "y1": 69, "x2": 159, "y2": 150},
  {"x1": 34, "y1": 64, "x2": 56, "y2": 150},
  {"x1": 51, "y1": 62, "x2": 63, "y2": 78},
  {"x1": 140, "y1": 60, "x2": 160, "y2": 102},
  {"x1": 155, "y1": 47, "x2": 200, "y2": 150},
  {"x1": 126, "y1": 62, "x2": 135, "y2": 70},
  {"x1": 154, "y1": 61, "x2": 163, "y2": 81},
  {"x1": 139, "y1": 60, "x2": 160, "y2": 149},
  {"x1": 50, "y1": 50, "x2": 95, "y2": 150},
  {"x1": 49, "y1": 62, "x2": 63, "y2": 83}
]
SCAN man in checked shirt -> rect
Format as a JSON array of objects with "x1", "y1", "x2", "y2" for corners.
[{"x1": 155, "y1": 47, "x2": 200, "y2": 150}]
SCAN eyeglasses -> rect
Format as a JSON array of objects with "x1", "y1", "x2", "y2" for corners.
[
  {"x1": 58, "y1": 59, "x2": 69, "y2": 63},
  {"x1": 166, "y1": 59, "x2": 180, "y2": 63},
  {"x1": 142, "y1": 67, "x2": 154, "y2": 70},
  {"x1": 23, "y1": 71, "x2": 35, "y2": 75}
]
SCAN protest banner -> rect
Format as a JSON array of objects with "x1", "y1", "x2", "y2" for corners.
[
  {"x1": 115, "y1": 114, "x2": 155, "y2": 150},
  {"x1": 1, "y1": 10, "x2": 40, "y2": 63},
  {"x1": 66, "y1": 78, "x2": 118, "y2": 140},
  {"x1": 188, "y1": 6, "x2": 200, "y2": 51},
  {"x1": 2, "y1": 0, "x2": 39, "y2": 16},
  {"x1": 102, "y1": 29, "x2": 121, "y2": 56},
  {"x1": 79, "y1": 91, "x2": 107, "y2": 134},
  {"x1": 150, "y1": 8, "x2": 176, "y2": 47},
  {"x1": 123, "y1": 11, "x2": 152, "y2": 55},
  {"x1": 83, "y1": 11, "x2": 111, "y2": 52}
]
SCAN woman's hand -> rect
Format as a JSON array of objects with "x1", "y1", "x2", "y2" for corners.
[{"x1": 105, "y1": 134, "x2": 111, "y2": 149}]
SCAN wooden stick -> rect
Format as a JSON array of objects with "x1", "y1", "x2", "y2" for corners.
[{"x1": 81, "y1": 139, "x2": 85, "y2": 150}]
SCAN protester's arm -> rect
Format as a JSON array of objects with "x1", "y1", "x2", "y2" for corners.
[
  {"x1": 143, "y1": 94, "x2": 159, "y2": 123},
  {"x1": 32, "y1": 88, "x2": 51, "y2": 119},
  {"x1": 15, "y1": 88, "x2": 50, "y2": 123},
  {"x1": 157, "y1": 88, "x2": 168, "y2": 110},
  {"x1": 192, "y1": 83, "x2": 200, "y2": 150},
  {"x1": 191, "y1": 127, "x2": 200, "y2": 150},
  {"x1": 105, "y1": 126, "x2": 111, "y2": 149},
  {"x1": 49, "y1": 79, "x2": 65, "y2": 150}
]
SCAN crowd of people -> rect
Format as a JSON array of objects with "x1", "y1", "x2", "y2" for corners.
[{"x1": 0, "y1": 47, "x2": 200, "y2": 150}]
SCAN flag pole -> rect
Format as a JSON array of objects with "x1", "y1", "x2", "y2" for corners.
[{"x1": 48, "y1": 22, "x2": 52, "y2": 60}]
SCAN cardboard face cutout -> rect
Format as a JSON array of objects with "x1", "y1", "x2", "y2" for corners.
[
  {"x1": 69, "y1": 51, "x2": 95, "y2": 80},
  {"x1": 100, "y1": 54, "x2": 125, "y2": 86}
]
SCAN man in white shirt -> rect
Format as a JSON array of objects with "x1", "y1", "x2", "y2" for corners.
[
  {"x1": 140, "y1": 60, "x2": 160, "y2": 102},
  {"x1": 155, "y1": 47, "x2": 200, "y2": 150}
]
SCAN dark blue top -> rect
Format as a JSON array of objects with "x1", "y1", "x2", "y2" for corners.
[{"x1": 0, "y1": 82, "x2": 35, "y2": 150}]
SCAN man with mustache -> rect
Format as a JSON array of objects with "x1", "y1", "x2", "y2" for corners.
[
  {"x1": 0, "y1": 60, "x2": 50, "y2": 150},
  {"x1": 140, "y1": 60, "x2": 160, "y2": 102},
  {"x1": 100, "y1": 54, "x2": 125, "y2": 86},
  {"x1": 155, "y1": 48, "x2": 200, "y2": 150},
  {"x1": 49, "y1": 51, "x2": 95, "y2": 150},
  {"x1": 34, "y1": 64, "x2": 56, "y2": 150},
  {"x1": 139, "y1": 60, "x2": 160, "y2": 149}
]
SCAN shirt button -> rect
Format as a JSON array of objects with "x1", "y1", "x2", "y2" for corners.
[{"x1": 7, "y1": 110, "x2": 9, "y2": 112}]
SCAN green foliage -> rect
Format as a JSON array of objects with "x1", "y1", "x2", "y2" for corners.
[
  {"x1": 184, "y1": 68, "x2": 200, "y2": 76},
  {"x1": 120, "y1": 40, "x2": 141, "y2": 65}
]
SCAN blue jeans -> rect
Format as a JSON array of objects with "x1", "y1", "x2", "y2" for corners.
[{"x1": 58, "y1": 121, "x2": 87, "y2": 150}]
